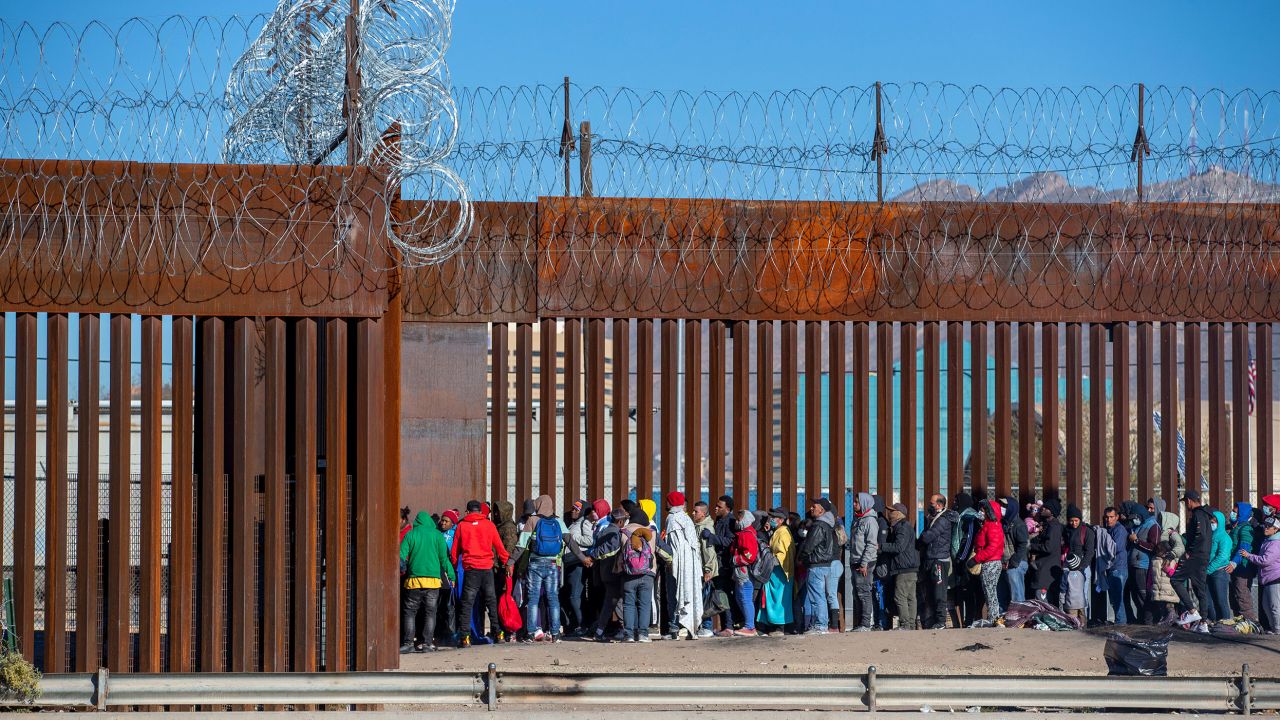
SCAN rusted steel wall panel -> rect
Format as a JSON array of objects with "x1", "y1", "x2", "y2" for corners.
[
  {"x1": 805, "y1": 321, "x2": 822, "y2": 505},
  {"x1": 851, "y1": 322, "x2": 869, "y2": 497},
  {"x1": 291, "y1": 319, "x2": 319, "y2": 673},
  {"x1": 1113, "y1": 322, "x2": 1131, "y2": 505},
  {"x1": 197, "y1": 317, "x2": 226, "y2": 673},
  {"x1": 921, "y1": 322, "x2": 938, "y2": 508},
  {"x1": 660, "y1": 319, "x2": 679, "y2": 501},
  {"x1": 1089, "y1": 323, "x2": 1108, "y2": 519},
  {"x1": 636, "y1": 319, "x2": 654, "y2": 505},
  {"x1": 263, "y1": 318, "x2": 288, "y2": 673},
  {"x1": 947, "y1": 322, "x2": 963, "y2": 499},
  {"x1": 1185, "y1": 324, "x2": 1203, "y2": 506},
  {"x1": 538, "y1": 318, "x2": 557, "y2": 499},
  {"x1": 1065, "y1": 323, "x2": 1084, "y2": 512},
  {"x1": 324, "y1": 319, "x2": 349, "y2": 671},
  {"x1": 586, "y1": 318, "x2": 606, "y2": 502},
  {"x1": 139, "y1": 316, "x2": 163, "y2": 675},
  {"x1": 1017, "y1": 323, "x2": 1035, "y2": 503},
  {"x1": 75, "y1": 313, "x2": 100, "y2": 672},
  {"x1": 515, "y1": 322, "x2": 534, "y2": 505},
  {"x1": 1232, "y1": 322, "x2": 1250, "y2": 504},
  {"x1": 756, "y1": 321, "x2": 775, "y2": 506},
  {"x1": 354, "y1": 317, "x2": 393, "y2": 670},
  {"x1": 1160, "y1": 322, "x2": 1180, "y2": 505},
  {"x1": 900, "y1": 322, "x2": 918, "y2": 520},
  {"x1": 0, "y1": 160, "x2": 390, "y2": 316},
  {"x1": 876, "y1": 322, "x2": 893, "y2": 504},
  {"x1": 1259, "y1": 324, "x2": 1274, "y2": 497},
  {"x1": 1207, "y1": 323, "x2": 1228, "y2": 509},
  {"x1": 1136, "y1": 322, "x2": 1154, "y2": 505},
  {"x1": 780, "y1": 320, "x2": 798, "y2": 510},
  {"x1": 106, "y1": 313, "x2": 131, "y2": 671},
  {"x1": 170, "y1": 316, "x2": 195, "y2": 673},
  {"x1": 229, "y1": 318, "x2": 255, "y2": 673},
  {"x1": 829, "y1": 321, "x2": 847, "y2": 513},
  {"x1": 993, "y1": 322, "x2": 1012, "y2": 500},
  {"x1": 44, "y1": 313, "x2": 68, "y2": 672},
  {"x1": 970, "y1": 322, "x2": 988, "y2": 497},
  {"x1": 1041, "y1": 322, "x2": 1059, "y2": 504},
  {"x1": 685, "y1": 319, "x2": 703, "y2": 504},
  {"x1": 732, "y1": 321, "x2": 750, "y2": 503},
  {"x1": 14, "y1": 312, "x2": 37, "y2": 662},
  {"x1": 491, "y1": 324, "x2": 509, "y2": 503},
  {"x1": 708, "y1": 320, "x2": 726, "y2": 503},
  {"x1": 563, "y1": 318, "x2": 582, "y2": 509},
  {"x1": 611, "y1": 319, "x2": 630, "y2": 505}
]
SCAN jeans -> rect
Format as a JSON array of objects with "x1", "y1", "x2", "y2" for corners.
[
  {"x1": 1207, "y1": 569, "x2": 1230, "y2": 622},
  {"x1": 1262, "y1": 582, "x2": 1280, "y2": 633},
  {"x1": 923, "y1": 559, "x2": 950, "y2": 628},
  {"x1": 804, "y1": 564, "x2": 832, "y2": 630},
  {"x1": 1001, "y1": 559, "x2": 1027, "y2": 609},
  {"x1": 457, "y1": 568, "x2": 499, "y2": 639},
  {"x1": 401, "y1": 587, "x2": 440, "y2": 646},
  {"x1": 853, "y1": 565, "x2": 876, "y2": 628},
  {"x1": 826, "y1": 560, "x2": 844, "y2": 609},
  {"x1": 563, "y1": 560, "x2": 586, "y2": 630},
  {"x1": 1106, "y1": 569, "x2": 1128, "y2": 624},
  {"x1": 622, "y1": 574, "x2": 655, "y2": 639},
  {"x1": 735, "y1": 576, "x2": 756, "y2": 630},
  {"x1": 525, "y1": 560, "x2": 562, "y2": 635}
]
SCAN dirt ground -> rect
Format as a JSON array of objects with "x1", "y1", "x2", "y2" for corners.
[{"x1": 398, "y1": 625, "x2": 1280, "y2": 677}]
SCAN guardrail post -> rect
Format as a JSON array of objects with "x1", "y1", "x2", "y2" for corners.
[
  {"x1": 95, "y1": 668, "x2": 109, "y2": 711},
  {"x1": 486, "y1": 663, "x2": 498, "y2": 711},
  {"x1": 867, "y1": 665, "x2": 877, "y2": 712},
  {"x1": 1241, "y1": 663, "x2": 1251, "y2": 715}
]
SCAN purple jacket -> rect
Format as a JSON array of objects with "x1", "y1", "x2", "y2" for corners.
[{"x1": 1243, "y1": 536, "x2": 1280, "y2": 585}]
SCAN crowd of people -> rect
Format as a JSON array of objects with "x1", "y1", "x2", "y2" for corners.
[{"x1": 397, "y1": 488, "x2": 1280, "y2": 652}]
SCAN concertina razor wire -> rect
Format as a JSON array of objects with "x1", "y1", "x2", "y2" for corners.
[{"x1": 2, "y1": 13, "x2": 1280, "y2": 313}]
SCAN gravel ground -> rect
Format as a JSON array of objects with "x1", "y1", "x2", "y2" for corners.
[{"x1": 399, "y1": 625, "x2": 1280, "y2": 677}]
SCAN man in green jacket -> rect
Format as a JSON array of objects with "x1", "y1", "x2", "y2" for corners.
[{"x1": 401, "y1": 510, "x2": 457, "y2": 652}]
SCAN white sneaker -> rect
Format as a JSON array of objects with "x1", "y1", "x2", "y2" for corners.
[
  {"x1": 532, "y1": 630, "x2": 547, "y2": 642},
  {"x1": 696, "y1": 628, "x2": 715, "y2": 638},
  {"x1": 638, "y1": 634, "x2": 652, "y2": 643},
  {"x1": 1179, "y1": 610, "x2": 1202, "y2": 625}
]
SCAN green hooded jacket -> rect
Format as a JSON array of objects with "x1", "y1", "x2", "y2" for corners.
[
  {"x1": 1207, "y1": 509, "x2": 1232, "y2": 574},
  {"x1": 400, "y1": 511, "x2": 456, "y2": 582}
]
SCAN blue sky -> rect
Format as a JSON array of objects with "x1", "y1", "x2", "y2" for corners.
[{"x1": 5, "y1": 1, "x2": 1278, "y2": 91}]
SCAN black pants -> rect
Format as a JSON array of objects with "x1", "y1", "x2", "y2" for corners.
[
  {"x1": 457, "y1": 568, "x2": 500, "y2": 638},
  {"x1": 1124, "y1": 567, "x2": 1149, "y2": 623},
  {"x1": 1172, "y1": 560, "x2": 1209, "y2": 615},
  {"x1": 713, "y1": 568, "x2": 736, "y2": 629},
  {"x1": 401, "y1": 587, "x2": 441, "y2": 646},
  {"x1": 562, "y1": 560, "x2": 586, "y2": 630},
  {"x1": 923, "y1": 559, "x2": 950, "y2": 628},
  {"x1": 593, "y1": 575, "x2": 623, "y2": 635}
]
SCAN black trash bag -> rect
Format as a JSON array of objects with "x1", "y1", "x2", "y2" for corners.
[{"x1": 1104, "y1": 631, "x2": 1171, "y2": 676}]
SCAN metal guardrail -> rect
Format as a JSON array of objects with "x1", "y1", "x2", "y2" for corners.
[{"x1": 3, "y1": 664, "x2": 1276, "y2": 713}]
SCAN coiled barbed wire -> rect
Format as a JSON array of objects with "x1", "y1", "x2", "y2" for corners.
[
  {"x1": 2, "y1": 14, "x2": 1279, "y2": 315},
  {"x1": 223, "y1": 0, "x2": 470, "y2": 266}
]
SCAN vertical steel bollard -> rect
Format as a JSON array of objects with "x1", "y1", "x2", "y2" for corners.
[
  {"x1": 1241, "y1": 663, "x2": 1251, "y2": 715},
  {"x1": 867, "y1": 665, "x2": 877, "y2": 712}
]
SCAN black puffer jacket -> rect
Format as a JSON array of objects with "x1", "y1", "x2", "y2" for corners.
[
  {"x1": 919, "y1": 508, "x2": 956, "y2": 562},
  {"x1": 800, "y1": 514, "x2": 839, "y2": 566},
  {"x1": 882, "y1": 514, "x2": 920, "y2": 575}
]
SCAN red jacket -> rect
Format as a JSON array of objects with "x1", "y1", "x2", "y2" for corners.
[
  {"x1": 451, "y1": 512, "x2": 511, "y2": 571},
  {"x1": 973, "y1": 501, "x2": 1005, "y2": 564},
  {"x1": 732, "y1": 528, "x2": 759, "y2": 568}
]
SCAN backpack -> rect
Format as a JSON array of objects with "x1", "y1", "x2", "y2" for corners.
[
  {"x1": 834, "y1": 523, "x2": 849, "y2": 548},
  {"x1": 532, "y1": 516, "x2": 563, "y2": 557},
  {"x1": 620, "y1": 528, "x2": 654, "y2": 576},
  {"x1": 749, "y1": 543, "x2": 779, "y2": 585},
  {"x1": 1001, "y1": 524, "x2": 1015, "y2": 563}
]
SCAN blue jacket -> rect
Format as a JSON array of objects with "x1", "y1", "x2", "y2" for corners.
[{"x1": 1230, "y1": 502, "x2": 1255, "y2": 571}]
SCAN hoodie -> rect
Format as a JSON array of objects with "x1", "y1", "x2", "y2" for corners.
[
  {"x1": 493, "y1": 500, "x2": 519, "y2": 557},
  {"x1": 1001, "y1": 496, "x2": 1029, "y2": 565},
  {"x1": 693, "y1": 512, "x2": 720, "y2": 576},
  {"x1": 1230, "y1": 503, "x2": 1255, "y2": 572},
  {"x1": 973, "y1": 499, "x2": 1005, "y2": 564},
  {"x1": 400, "y1": 511, "x2": 457, "y2": 583},
  {"x1": 882, "y1": 507, "x2": 920, "y2": 575},
  {"x1": 849, "y1": 492, "x2": 879, "y2": 568},
  {"x1": 451, "y1": 510, "x2": 511, "y2": 571},
  {"x1": 1127, "y1": 500, "x2": 1159, "y2": 570},
  {"x1": 1159, "y1": 511, "x2": 1185, "y2": 560},
  {"x1": 1207, "y1": 509, "x2": 1232, "y2": 574}
]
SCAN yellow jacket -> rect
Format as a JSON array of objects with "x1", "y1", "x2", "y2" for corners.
[{"x1": 771, "y1": 525, "x2": 795, "y2": 581}]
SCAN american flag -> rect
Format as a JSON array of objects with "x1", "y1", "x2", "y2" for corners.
[
  {"x1": 1248, "y1": 346, "x2": 1258, "y2": 416},
  {"x1": 1151, "y1": 410, "x2": 1188, "y2": 481}
]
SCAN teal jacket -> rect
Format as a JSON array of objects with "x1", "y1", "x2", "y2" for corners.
[
  {"x1": 1207, "y1": 509, "x2": 1232, "y2": 574},
  {"x1": 1230, "y1": 503, "x2": 1255, "y2": 571},
  {"x1": 400, "y1": 511, "x2": 457, "y2": 582}
]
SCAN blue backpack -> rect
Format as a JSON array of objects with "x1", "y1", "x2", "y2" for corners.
[{"x1": 532, "y1": 517, "x2": 563, "y2": 557}]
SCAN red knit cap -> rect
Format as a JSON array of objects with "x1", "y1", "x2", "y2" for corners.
[
  {"x1": 442, "y1": 509, "x2": 460, "y2": 526},
  {"x1": 592, "y1": 499, "x2": 611, "y2": 519},
  {"x1": 666, "y1": 491, "x2": 686, "y2": 507}
]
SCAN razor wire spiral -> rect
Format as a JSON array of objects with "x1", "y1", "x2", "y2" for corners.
[{"x1": 1, "y1": 14, "x2": 1279, "y2": 313}]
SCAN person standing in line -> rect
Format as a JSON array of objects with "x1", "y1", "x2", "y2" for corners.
[
  {"x1": 848, "y1": 492, "x2": 880, "y2": 632},
  {"x1": 800, "y1": 498, "x2": 838, "y2": 633},
  {"x1": 881, "y1": 502, "x2": 919, "y2": 630},
  {"x1": 564, "y1": 500, "x2": 596, "y2": 635},
  {"x1": 1241, "y1": 515, "x2": 1280, "y2": 633},
  {"x1": 1124, "y1": 501, "x2": 1158, "y2": 624},
  {"x1": 999, "y1": 496, "x2": 1029, "y2": 608},
  {"x1": 1028, "y1": 505, "x2": 1064, "y2": 604},
  {"x1": 1060, "y1": 505, "x2": 1095, "y2": 622},
  {"x1": 1227, "y1": 502, "x2": 1258, "y2": 622},
  {"x1": 1102, "y1": 506, "x2": 1129, "y2": 624},
  {"x1": 701, "y1": 495, "x2": 739, "y2": 635},
  {"x1": 758, "y1": 508, "x2": 795, "y2": 632},
  {"x1": 591, "y1": 506, "x2": 629, "y2": 642},
  {"x1": 691, "y1": 501, "x2": 720, "y2": 638},
  {"x1": 663, "y1": 491, "x2": 704, "y2": 640},
  {"x1": 1205, "y1": 508, "x2": 1233, "y2": 622},
  {"x1": 729, "y1": 510, "x2": 760, "y2": 636},
  {"x1": 918, "y1": 494, "x2": 956, "y2": 630},
  {"x1": 972, "y1": 499, "x2": 1005, "y2": 623},
  {"x1": 619, "y1": 506, "x2": 658, "y2": 642},
  {"x1": 399, "y1": 510, "x2": 456, "y2": 653},
  {"x1": 508, "y1": 494, "x2": 592, "y2": 642},
  {"x1": 1172, "y1": 490, "x2": 1213, "y2": 622},
  {"x1": 451, "y1": 500, "x2": 511, "y2": 647}
]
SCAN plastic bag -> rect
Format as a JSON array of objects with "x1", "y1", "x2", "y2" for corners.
[
  {"x1": 498, "y1": 575, "x2": 524, "y2": 633},
  {"x1": 1103, "y1": 631, "x2": 1170, "y2": 676}
]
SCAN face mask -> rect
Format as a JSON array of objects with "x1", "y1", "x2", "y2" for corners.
[
  {"x1": 1230, "y1": 511, "x2": 1238, "y2": 523},
  {"x1": 1210, "y1": 522, "x2": 1219, "y2": 532}
]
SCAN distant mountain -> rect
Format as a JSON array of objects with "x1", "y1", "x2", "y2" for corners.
[{"x1": 892, "y1": 167, "x2": 1280, "y2": 203}]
